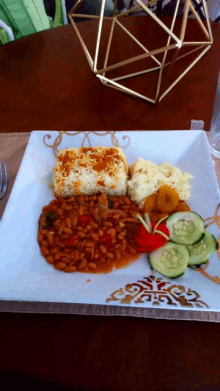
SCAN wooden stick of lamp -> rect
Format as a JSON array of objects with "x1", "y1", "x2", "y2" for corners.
[{"x1": 68, "y1": 0, "x2": 213, "y2": 103}]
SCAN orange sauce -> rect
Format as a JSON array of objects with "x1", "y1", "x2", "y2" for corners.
[
  {"x1": 80, "y1": 252, "x2": 141, "y2": 274},
  {"x1": 38, "y1": 195, "x2": 142, "y2": 274}
]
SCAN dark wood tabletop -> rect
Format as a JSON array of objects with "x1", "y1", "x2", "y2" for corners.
[
  {"x1": 0, "y1": 16, "x2": 220, "y2": 133},
  {"x1": 1, "y1": 16, "x2": 220, "y2": 391}
]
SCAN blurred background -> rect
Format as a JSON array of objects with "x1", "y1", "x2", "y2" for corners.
[{"x1": 0, "y1": 0, "x2": 219, "y2": 45}]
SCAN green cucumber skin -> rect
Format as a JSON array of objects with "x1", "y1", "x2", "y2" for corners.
[
  {"x1": 166, "y1": 212, "x2": 204, "y2": 245},
  {"x1": 213, "y1": 234, "x2": 219, "y2": 250},
  {"x1": 192, "y1": 211, "x2": 204, "y2": 220},
  {"x1": 192, "y1": 232, "x2": 205, "y2": 245},
  {"x1": 188, "y1": 231, "x2": 218, "y2": 266},
  {"x1": 170, "y1": 232, "x2": 205, "y2": 246},
  {"x1": 188, "y1": 261, "x2": 207, "y2": 268},
  {"x1": 150, "y1": 267, "x2": 186, "y2": 279},
  {"x1": 169, "y1": 271, "x2": 186, "y2": 279},
  {"x1": 149, "y1": 242, "x2": 190, "y2": 279},
  {"x1": 188, "y1": 256, "x2": 207, "y2": 266}
]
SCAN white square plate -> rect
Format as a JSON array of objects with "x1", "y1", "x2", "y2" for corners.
[{"x1": 0, "y1": 131, "x2": 219, "y2": 319}]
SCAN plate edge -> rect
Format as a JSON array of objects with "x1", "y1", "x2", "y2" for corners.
[{"x1": 0, "y1": 300, "x2": 220, "y2": 322}]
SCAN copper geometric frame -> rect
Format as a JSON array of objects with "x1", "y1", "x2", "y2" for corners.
[{"x1": 69, "y1": 0, "x2": 213, "y2": 103}]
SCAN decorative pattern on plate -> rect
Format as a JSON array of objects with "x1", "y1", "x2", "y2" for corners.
[
  {"x1": 43, "y1": 131, "x2": 131, "y2": 156},
  {"x1": 106, "y1": 276, "x2": 209, "y2": 308},
  {"x1": 205, "y1": 203, "x2": 220, "y2": 230},
  {"x1": 196, "y1": 260, "x2": 220, "y2": 285}
]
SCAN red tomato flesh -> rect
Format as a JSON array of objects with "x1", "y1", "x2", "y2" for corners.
[{"x1": 135, "y1": 223, "x2": 169, "y2": 252}]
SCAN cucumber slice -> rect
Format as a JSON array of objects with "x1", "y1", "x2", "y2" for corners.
[
  {"x1": 188, "y1": 231, "x2": 218, "y2": 266},
  {"x1": 166, "y1": 212, "x2": 204, "y2": 245},
  {"x1": 149, "y1": 242, "x2": 190, "y2": 278}
]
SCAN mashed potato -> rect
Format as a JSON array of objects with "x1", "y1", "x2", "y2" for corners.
[{"x1": 127, "y1": 158, "x2": 192, "y2": 206}]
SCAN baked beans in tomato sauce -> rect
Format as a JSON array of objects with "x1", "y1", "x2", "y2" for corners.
[{"x1": 38, "y1": 193, "x2": 143, "y2": 273}]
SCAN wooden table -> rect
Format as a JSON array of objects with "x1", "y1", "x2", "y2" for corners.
[
  {"x1": 0, "y1": 17, "x2": 220, "y2": 132},
  {"x1": 1, "y1": 17, "x2": 220, "y2": 391}
]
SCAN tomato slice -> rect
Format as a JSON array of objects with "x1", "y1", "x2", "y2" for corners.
[{"x1": 135, "y1": 223, "x2": 169, "y2": 252}]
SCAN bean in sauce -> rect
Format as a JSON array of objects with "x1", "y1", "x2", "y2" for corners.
[{"x1": 38, "y1": 194, "x2": 143, "y2": 273}]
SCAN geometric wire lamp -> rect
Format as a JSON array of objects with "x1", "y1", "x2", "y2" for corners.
[{"x1": 68, "y1": 0, "x2": 213, "y2": 103}]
